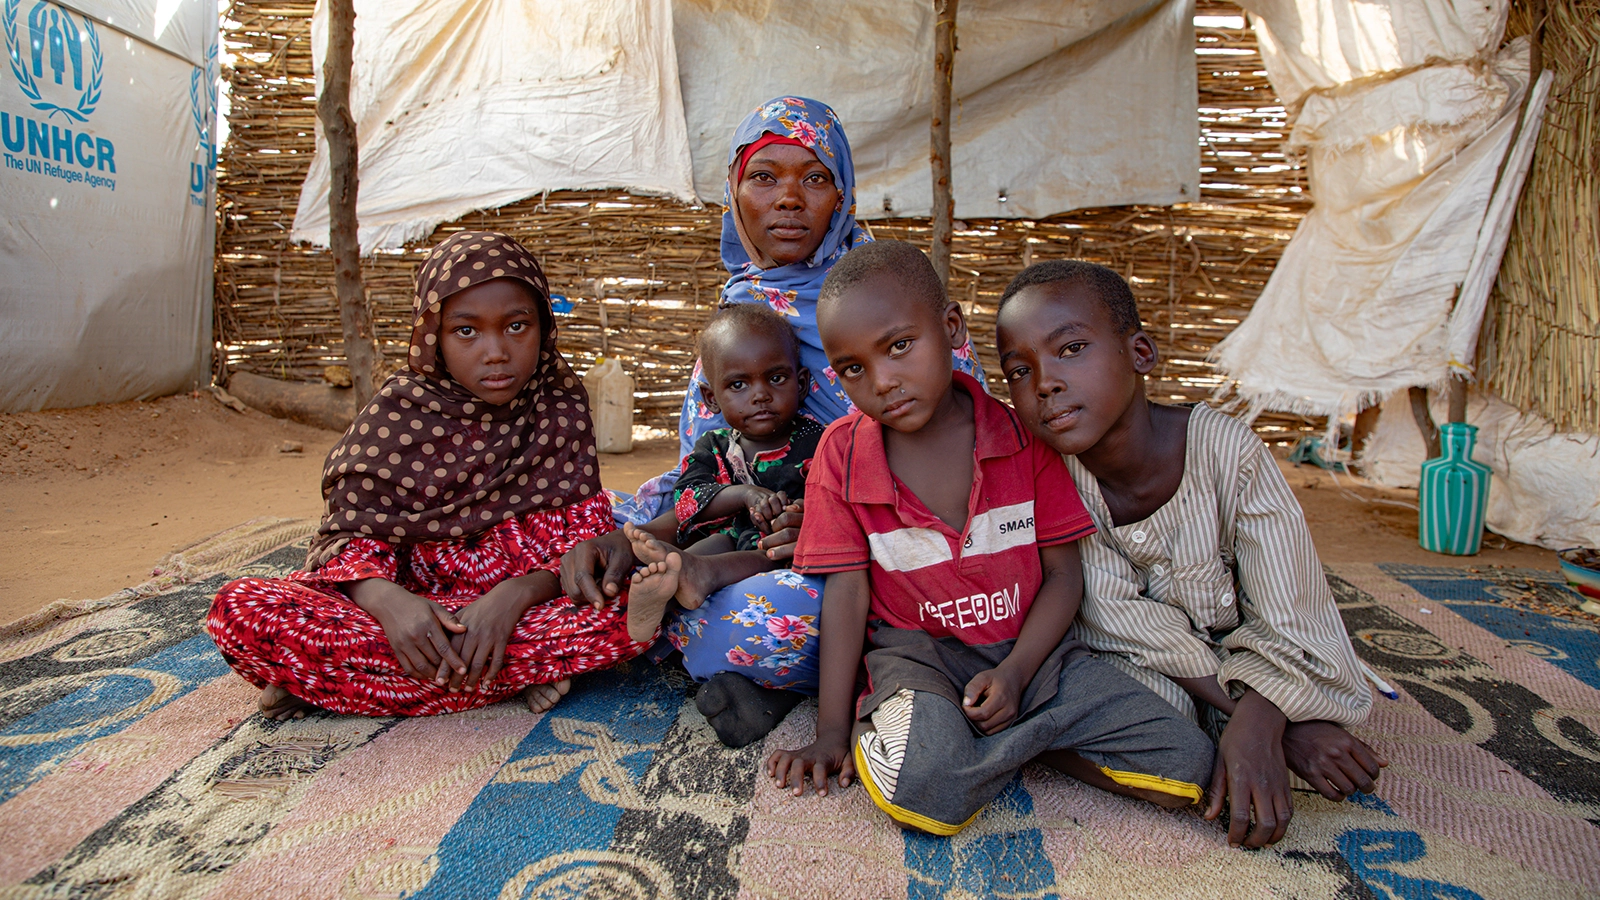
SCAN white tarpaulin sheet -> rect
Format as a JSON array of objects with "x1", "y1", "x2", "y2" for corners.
[
  {"x1": 1214, "y1": 0, "x2": 1525, "y2": 418},
  {"x1": 0, "y1": 0, "x2": 216, "y2": 412},
  {"x1": 1362, "y1": 390, "x2": 1600, "y2": 550},
  {"x1": 50, "y1": 0, "x2": 214, "y2": 66},
  {"x1": 290, "y1": 0, "x2": 697, "y2": 249},
  {"x1": 292, "y1": 0, "x2": 1199, "y2": 249},
  {"x1": 674, "y1": 0, "x2": 1198, "y2": 219},
  {"x1": 1220, "y1": 0, "x2": 1600, "y2": 545}
]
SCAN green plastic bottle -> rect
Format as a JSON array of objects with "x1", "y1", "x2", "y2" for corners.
[{"x1": 1418, "y1": 422, "x2": 1492, "y2": 555}]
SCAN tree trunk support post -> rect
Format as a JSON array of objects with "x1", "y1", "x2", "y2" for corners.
[
  {"x1": 930, "y1": 0, "x2": 958, "y2": 290},
  {"x1": 1409, "y1": 386, "x2": 1442, "y2": 460},
  {"x1": 320, "y1": 0, "x2": 380, "y2": 402}
]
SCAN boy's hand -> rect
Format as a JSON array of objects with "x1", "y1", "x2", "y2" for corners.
[
  {"x1": 1205, "y1": 690, "x2": 1292, "y2": 849},
  {"x1": 360, "y1": 587, "x2": 468, "y2": 684},
  {"x1": 766, "y1": 731, "x2": 855, "y2": 797},
  {"x1": 560, "y1": 529, "x2": 635, "y2": 608},
  {"x1": 744, "y1": 487, "x2": 785, "y2": 535},
  {"x1": 1282, "y1": 721, "x2": 1387, "y2": 800},
  {"x1": 963, "y1": 666, "x2": 1026, "y2": 735},
  {"x1": 758, "y1": 500, "x2": 805, "y2": 561}
]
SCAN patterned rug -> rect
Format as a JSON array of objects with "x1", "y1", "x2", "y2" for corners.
[{"x1": 2, "y1": 525, "x2": 1599, "y2": 900}]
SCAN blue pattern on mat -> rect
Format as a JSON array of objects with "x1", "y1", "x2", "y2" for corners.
[
  {"x1": 1348, "y1": 790, "x2": 1397, "y2": 815},
  {"x1": 904, "y1": 776, "x2": 1058, "y2": 900},
  {"x1": 411, "y1": 665, "x2": 682, "y2": 899},
  {"x1": 0, "y1": 635, "x2": 229, "y2": 804},
  {"x1": 1339, "y1": 829, "x2": 1485, "y2": 900},
  {"x1": 1378, "y1": 564, "x2": 1600, "y2": 690}
]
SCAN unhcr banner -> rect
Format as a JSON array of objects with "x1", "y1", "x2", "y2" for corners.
[{"x1": 0, "y1": 0, "x2": 215, "y2": 412}]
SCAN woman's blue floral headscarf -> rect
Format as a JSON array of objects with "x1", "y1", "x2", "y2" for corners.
[
  {"x1": 720, "y1": 96, "x2": 868, "y2": 291},
  {"x1": 611, "y1": 97, "x2": 983, "y2": 526}
]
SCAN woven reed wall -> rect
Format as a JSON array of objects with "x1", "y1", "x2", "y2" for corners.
[
  {"x1": 216, "y1": 0, "x2": 1320, "y2": 438},
  {"x1": 1478, "y1": 0, "x2": 1600, "y2": 433}
]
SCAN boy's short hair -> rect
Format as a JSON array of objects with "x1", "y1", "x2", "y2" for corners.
[
  {"x1": 997, "y1": 260, "x2": 1143, "y2": 336},
  {"x1": 699, "y1": 302, "x2": 802, "y2": 377},
  {"x1": 818, "y1": 241, "x2": 947, "y2": 315}
]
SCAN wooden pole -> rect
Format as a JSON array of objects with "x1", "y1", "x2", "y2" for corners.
[
  {"x1": 319, "y1": 0, "x2": 379, "y2": 402},
  {"x1": 1409, "y1": 386, "x2": 1442, "y2": 459},
  {"x1": 930, "y1": 0, "x2": 958, "y2": 290}
]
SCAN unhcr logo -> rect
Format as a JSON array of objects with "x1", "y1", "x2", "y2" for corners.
[
  {"x1": 188, "y1": 37, "x2": 215, "y2": 201},
  {"x1": 2, "y1": 0, "x2": 114, "y2": 187},
  {"x1": 4, "y1": 0, "x2": 103, "y2": 123}
]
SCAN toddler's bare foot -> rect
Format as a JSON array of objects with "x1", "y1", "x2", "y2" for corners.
[
  {"x1": 523, "y1": 679, "x2": 571, "y2": 713},
  {"x1": 623, "y1": 522, "x2": 672, "y2": 566},
  {"x1": 259, "y1": 684, "x2": 319, "y2": 721},
  {"x1": 627, "y1": 557, "x2": 682, "y2": 643},
  {"x1": 669, "y1": 551, "x2": 720, "y2": 612}
]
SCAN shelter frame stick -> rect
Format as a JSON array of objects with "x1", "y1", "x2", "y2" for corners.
[
  {"x1": 930, "y1": 0, "x2": 958, "y2": 289},
  {"x1": 319, "y1": 0, "x2": 380, "y2": 401},
  {"x1": 1409, "y1": 386, "x2": 1442, "y2": 460}
]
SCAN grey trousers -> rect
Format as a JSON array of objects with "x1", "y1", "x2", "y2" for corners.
[{"x1": 854, "y1": 650, "x2": 1215, "y2": 834}]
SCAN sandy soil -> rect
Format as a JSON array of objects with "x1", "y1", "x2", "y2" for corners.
[{"x1": 0, "y1": 395, "x2": 1557, "y2": 626}]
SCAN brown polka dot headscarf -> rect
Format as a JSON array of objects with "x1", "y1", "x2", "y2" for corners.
[{"x1": 305, "y1": 231, "x2": 601, "y2": 568}]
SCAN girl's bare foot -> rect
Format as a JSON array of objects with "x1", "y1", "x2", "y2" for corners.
[
  {"x1": 627, "y1": 557, "x2": 681, "y2": 643},
  {"x1": 622, "y1": 522, "x2": 672, "y2": 565},
  {"x1": 523, "y1": 679, "x2": 571, "y2": 713},
  {"x1": 259, "y1": 684, "x2": 319, "y2": 721}
]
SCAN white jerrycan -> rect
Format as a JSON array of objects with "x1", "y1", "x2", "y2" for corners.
[{"x1": 582, "y1": 357, "x2": 634, "y2": 453}]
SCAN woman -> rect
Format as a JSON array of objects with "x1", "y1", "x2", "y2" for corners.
[{"x1": 562, "y1": 97, "x2": 984, "y2": 746}]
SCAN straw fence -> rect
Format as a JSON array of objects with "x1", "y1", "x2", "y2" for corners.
[
  {"x1": 1478, "y1": 0, "x2": 1600, "y2": 433},
  {"x1": 216, "y1": 0, "x2": 1322, "y2": 439}
]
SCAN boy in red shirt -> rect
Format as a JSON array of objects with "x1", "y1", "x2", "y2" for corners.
[{"x1": 767, "y1": 242, "x2": 1214, "y2": 834}]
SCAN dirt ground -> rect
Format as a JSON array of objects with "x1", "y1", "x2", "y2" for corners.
[{"x1": 0, "y1": 394, "x2": 1559, "y2": 626}]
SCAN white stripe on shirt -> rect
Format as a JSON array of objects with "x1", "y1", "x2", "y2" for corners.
[
  {"x1": 963, "y1": 501, "x2": 1036, "y2": 558},
  {"x1": 868, "y1": 527, "x2": 953, "y2": 572}
]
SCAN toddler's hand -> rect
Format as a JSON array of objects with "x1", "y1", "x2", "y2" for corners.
[
  {"x1": 746, "y1": 488, "x2": 786, "y2": 535},
  {"x1": 758, "y1": 499, "x2": 805, "y2": 561},
  {"x1": 962, "y1": 666, "x2": 1025, "y2": 735},
  {"x1": 766, "y1": 732, "x2": 854, "y2": 797}
]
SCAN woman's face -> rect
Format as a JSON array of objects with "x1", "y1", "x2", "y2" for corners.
[{"x1": 734, "y1": 143, "x2": 840, "y2": 267}]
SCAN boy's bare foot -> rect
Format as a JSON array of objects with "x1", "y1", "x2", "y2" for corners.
[
  {"x1": 259, "y1": 684, "x2": 319, "y2": 721},
  {"x1": 623, "y1": 522, "x2": 672, "y2": 566},
  {"x1": 627, "y1": 557, "x2": 681, "y2": 643},
  {"x1": 695, "y1": 672, "x2": 805, "y2": 748},
  {"x1": 523, "y1": 679, "x2": 571, "y2": 713}
]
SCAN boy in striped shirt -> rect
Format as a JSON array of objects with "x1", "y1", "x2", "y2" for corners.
[
  {"x1": 995, "y1": 260, "x2": 1384, "y2": 849},
  {"x1": 766, "y1": 242, "x2": 1214, "y2": 835}
]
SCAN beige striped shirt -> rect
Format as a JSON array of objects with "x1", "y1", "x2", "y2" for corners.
[{"x1": 1063, "y1": 403, "x2": 1371, "y2": 727}]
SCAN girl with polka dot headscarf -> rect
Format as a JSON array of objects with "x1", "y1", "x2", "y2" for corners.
[{"x1": 206, "y1": 232, "x2": 649, "y2": 719}]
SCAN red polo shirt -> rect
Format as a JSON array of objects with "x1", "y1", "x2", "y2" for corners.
[{"x1": 793, "y1": 373, "x2": 1095, "y2": 646}]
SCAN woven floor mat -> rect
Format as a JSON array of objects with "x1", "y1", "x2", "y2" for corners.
[{"x1": 1, "y1": 546, "x2": 1597, "y2": 899}]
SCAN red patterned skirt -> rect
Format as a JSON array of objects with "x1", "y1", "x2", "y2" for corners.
[{"x1": 206, "y1": 498, "x2": 647, "y2": 716}]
